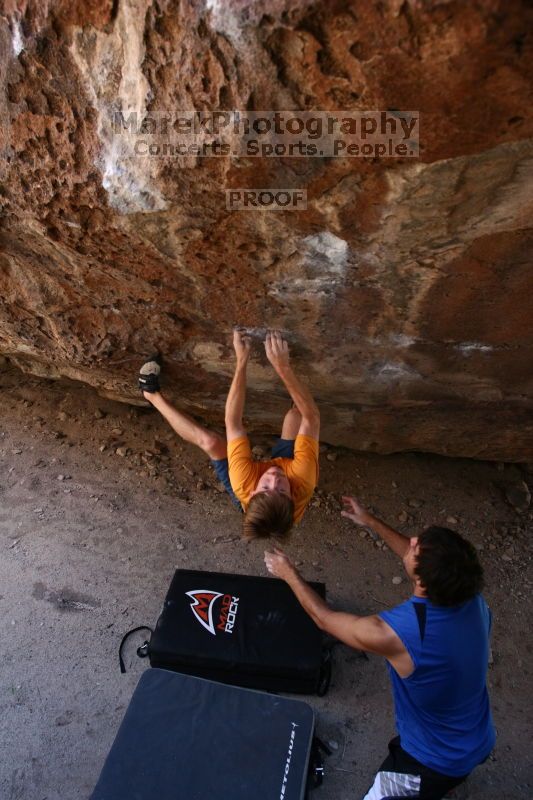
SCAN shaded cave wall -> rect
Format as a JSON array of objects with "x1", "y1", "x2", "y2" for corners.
[{"x1": 0, "y1": 0, "x2": 532, "y2": 458}]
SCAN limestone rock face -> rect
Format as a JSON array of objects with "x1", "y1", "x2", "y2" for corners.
[{"x1": 1, "y1": 0, "x2": 532, "y2": 459}]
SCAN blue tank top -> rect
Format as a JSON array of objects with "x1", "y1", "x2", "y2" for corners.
[{"x1": 379, "y1": 594, "x2": 495, "y2": 776}]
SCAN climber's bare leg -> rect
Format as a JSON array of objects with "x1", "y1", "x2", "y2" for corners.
[
  {"x1": 143, "y1": 391, "x2": 227, "y2": 460},
  {"x1": 280, "y1": 405, "x2": 302, "y2": 441}
]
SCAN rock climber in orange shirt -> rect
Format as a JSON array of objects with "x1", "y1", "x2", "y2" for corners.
[{"x1": 138, "y1": 329, "x2": 319, "y2": 539}]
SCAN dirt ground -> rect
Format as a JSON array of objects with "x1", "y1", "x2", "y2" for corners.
[{"x1": 0, "y1": 365, "x2": 532, "y2": 800}]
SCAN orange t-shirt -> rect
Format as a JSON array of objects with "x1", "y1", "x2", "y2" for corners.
[{"x1": 227, "y1": 434, "x2": 319, "y2": 524}]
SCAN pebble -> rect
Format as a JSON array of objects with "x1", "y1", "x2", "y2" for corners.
[
  {"x1": 99, "y1": 444, "x2": 106, "y2": 452},
  {"x1": 327, "y1": 739, "x2": 339, "y2": 751},
  {"x1": 252, "y1": 446, "x2": 265, "y2": 458},
  {"x1": 12, "y1": 448, "x2": 22, "y2": 455},
  {"x1": 111, "y1": 428, "x2": 124, "y2": 437},
  {"x1": 116, "y1": 447, "x2": 128, "y2": 457},
  {"x1": 446, "y1": 516, "x2": 458, "y2": 525},
  {"x1": 326, "y1": 452, "x2": 337, "y2": 462},
  {"x1": 392, "y1": 576, "x2": 403, "y2": 585},
  {"x1": 408, "y1": 498, "x2": 423, "y2": 508},
  {"x1": 196, "y1": 481, "x2": 207, "y2": 490},
  {"x1": 57, "y1": 411, "x2": 68, "y2": 422},
  {"x1": 505, "y1": 481, "x2": 531, "y2": 513},
  {"x1": 153, "y1": 440, "x2": 169, "y2": 454},
  {"x1": 176, "y1": 543, "x2": 185, "y2": 551},
  {"x1": 94, "y1": 409, "x2": 105, "y2": 419},
  {"x1": 398, "y1": 510, "x2": 408, "y2": 523}
]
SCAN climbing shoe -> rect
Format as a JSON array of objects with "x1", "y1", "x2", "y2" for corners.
[{"x1": 138, "y1": 353, "x2": 162, "y2": 394}]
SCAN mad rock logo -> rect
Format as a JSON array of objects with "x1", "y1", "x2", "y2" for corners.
[{"x1": 186, "y1": 590, "x2": 240, "y2": 635}]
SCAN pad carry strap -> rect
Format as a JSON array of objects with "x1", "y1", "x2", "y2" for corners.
[
  {"x1": 317, "y1": 645, "x2": 333, "y2": 697},
  {"x1": 119, "y1": 626, "x2": 154, "y2": 674},
  {"x1": 413, "y1": 601, "x2": 427, "y2": 643},
  {"x1": 307, "y1": 736, "x2": 332, "y2": 793}
]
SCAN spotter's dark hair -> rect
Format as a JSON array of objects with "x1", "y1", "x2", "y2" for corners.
[{"x1": 415, "y1": 526, "x2": 484, "y2": 606}]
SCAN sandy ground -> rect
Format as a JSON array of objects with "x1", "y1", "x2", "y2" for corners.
[{"x1": 0, "y1": 365, "x2": 532, "y2": 800}]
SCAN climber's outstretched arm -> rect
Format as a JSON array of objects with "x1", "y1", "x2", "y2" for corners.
[
  {"x1": 225, "y1": 330, "x2": 252, "y2": 442},
  {"x1": 264, "y1": 331, "x2": 320, "y2": 439}
]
